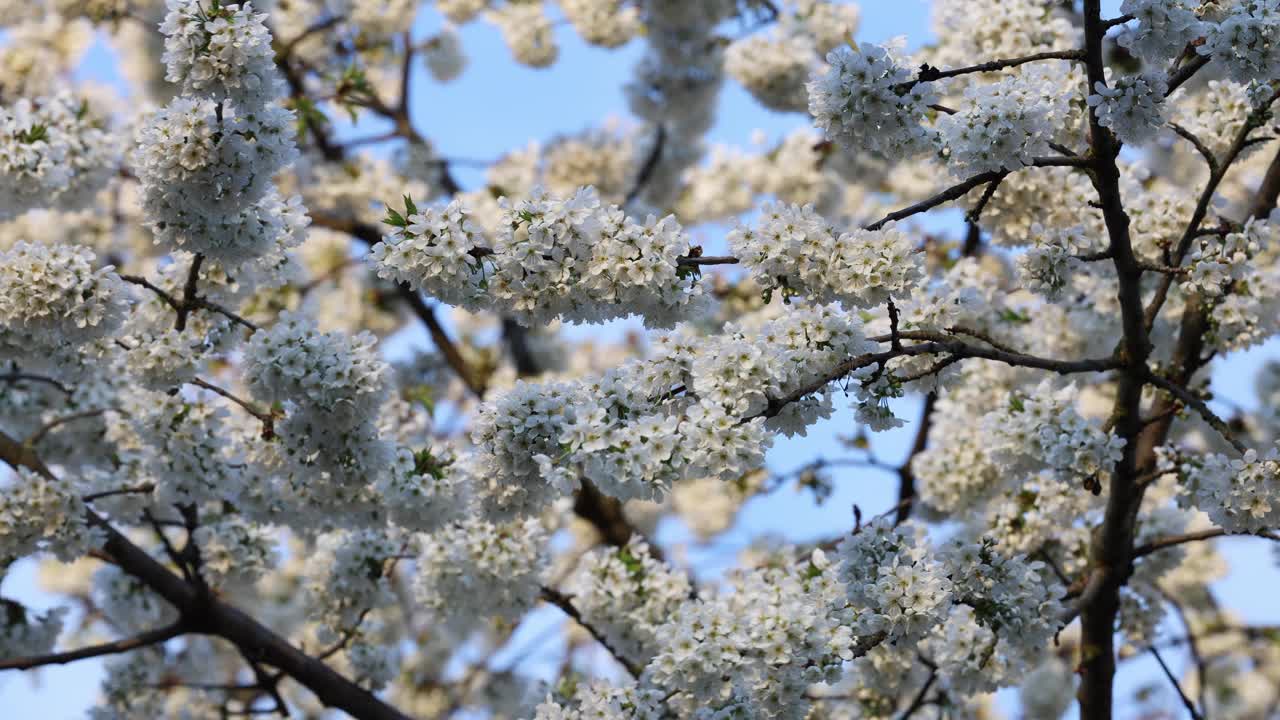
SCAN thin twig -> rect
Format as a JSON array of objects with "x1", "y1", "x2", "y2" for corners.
[
  {"x1": 540, "y1": 586, "x2": 641, "y2": 678},
  {"x1": 1132, "y1": 528, "x2": 1280, "y2": 559},
  {"x1": 396, "y1": 286, "x2": 486, "y2": 399},
  {"x1": 625, "y1": 124, "x2": 666, "y2": 205},
  {"x1": 1168, "y1": 122, "x2": 1219, "y2": 174},
  {"x1": 677, "y1": 255, "x2": 739, "y2": 267},
  {"x1": 1150, "y1": 645, "x2": 1204, "y2": 720},
  {"x1": 0, "y1": 622, "x2": 185, "y2": 671},
  {"x1": 24, "y1": 408, "x2": 111, "y2": 446},
  {"x1": 0, "y1": 372, "x2": 71, "y2": 394},
  {"x1": 965, "y1": 173, "x2": 1008, "y2": 223},
  {"x1": 175, "y1": 254, "x2": 205, "y2": 332},
  {"x1": 1145, "y1": 373, "x2": 1248, "y2": 454},
  {"x1": 895, "y1": 671, "x2": 938, "y2": 720},
  {"x1": 82, "y1": 484, "x2": 156, "y2": 502},
  {"x1": 909, "y1": 50, "x2": 1085, "y2": 86},
  {"x1": 190, "y1": 378, "x2": 277, "y2": 434},
  {"x1": 279, "y1": 15, "x2": 343, "y2": 58}
]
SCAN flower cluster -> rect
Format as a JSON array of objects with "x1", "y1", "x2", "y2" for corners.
[
  {"x1": 372, "y1": 187, "x2": 707, "y2": 328},
  {"x1": 787, "y1": 0, "x2": 861, "y2": 56},
  {"x1": 540, "y1": 128, "x2": 636, "y2": 202},
  {"x1": 837, "y1": 521, "x2": 954, "y2": 642},
  {"x1": 369, "y1": 198, "x2": 486, "y2": 308},
  {"x1": 1201, "y1": 219, "x2": 1280, "y2": 351},
  {"x1": 421, "y1": 26, "x2": 466, "y2": 83},
  {"x1": 0, "y1": 468, "x2": 100, "y2": 562},
  {"x1": 135, "y1": 0, "x2": 303, "y2": 267},
  {"x1": 1169, "y1": 80, "x2": 1255, "y2": 157},
  {"x1": 92, "y1": 566, "x2": 178, "y2": 636},
  {"x1": 929, "y1": 0, "x2": 1078, "y2": 70},
  {"x1": 560, "y1": 0, "x2": 640, "y2": 49},
  {"x1": 486, "y1": 4, "x2": 557, "y2": 68},
  {"x1": 133, "y1": 99, "x2": 302, "y2": 266},
  {"x1": 938, "y1": 66, "x2": 1073, "y2": 176},
  {"x1": 1087, "y1": 73, "x2": 1168, "y2": 146},
  {"x1": 468, "y1": 305, "x2": 883, "y2": 517},
  {"x1": 1116, "y1": 0, "x2": 1203, "y2": 66},
  {"x1": 0, "y1": 93, "x2": 119, "y2": 221},
  {"x1": 1016, "y1": 225, "x2": 1090, "y2": 299},
  {"x1": 726, "y1": 34, "x2": 815, "y2": 113},
  {"x1": 692, "y1": 304, "x2": 877, "y2": 429},
  {"x1": 565, "y1": 540, "x2": 692, "y2": 662},
  {"x1": 159, "y1": 0, "x2": 283, "y2": 107},
  {"x1": 911, "y1": 412, "x2": 1004, "y2": 515},
  {"x1": 1020, "y1": 658, "x2": 1077, "y2": 720},
  {"x1": 1177, "y1": 445, "x2": 1280, "y2": 533},
  {"x1": 1198, "y1": 0, "x2": 1280, "y2": 85},
  {"x1": 646, "y1": 550, "x2": 856, "y2": 720},
  {"x1": 414, "y1": 517, "x2": 548, "y2": 628},
  {"x1": 0, "y1": 242, "x2": 129, "y2": 363},
  {"x1": 436, "y1": 0, "x2": 489, "y2": 24},
  {"x1": 305, "y1": 529, "x2": 401, "y2": 634},
  {"x1": 189, "y1": 514, "x2": 275, "y2": 589},
  {"x1": 931, "y1": 539, "x2": 1065, "y2": 691},
  {"x1": 244, "y1": 311, "x2": 386, "y2": 420},
  {"x1": 115, "y1": 391, "x2": 241, "y2": 506},
  {"x1": 533, "y1": 681, "x2": 662, "y2": 720},
  {"x1": 808, "y1": 41, "x2": 938, "y2": 158},
  {"x1": 727, "y1": 203, "x2": 923, "y2": 309},
  {"x1": 243, "y1": 312, "x2": 392, "y2": 484},
  {"x1": 0, "y1": 603, "x2": 65, "y2": 661},
  {"x1": 983, "y1": 380, "x2": 1126, "y2": 482},
  {"x1": 1183, "y1": 223, "x2": 1260, "y2": 297}
]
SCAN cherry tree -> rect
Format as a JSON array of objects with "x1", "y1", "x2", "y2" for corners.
[{"x1": 2, "y1": 1, "x2": 1280, "y2": 718}]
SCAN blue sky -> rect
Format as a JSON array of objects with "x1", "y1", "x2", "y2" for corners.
[{"x1": 7, "y1": 0, "x2": 1280, "y2": 716}]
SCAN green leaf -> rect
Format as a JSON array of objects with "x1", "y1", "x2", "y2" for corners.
[
  {"x1": 383, "y1": 206, "x2": 408, "y2": 228},
  {"x1": 403, "y1": 384, "x2": 434, "y2": 413}
]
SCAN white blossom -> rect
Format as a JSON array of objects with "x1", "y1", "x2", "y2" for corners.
[
  {"x1": 421, "y1": 26, "x2": 467, "y2": 83},
  {"x1": 1198, "y1": 0, "x2": 1280, "y2": 85},
  {"x1": 0, "y1": 468, "x2": 100, "y2": 562},
  {"x1": 938, "y1": 65, "x2": 1073, "y2": 175},
  {"x1": 560, "y1": 0, "x2": 640, "y2": 49},
  {"x1": 1087, "y1": 73, "x2": 1168, "y2": 146},
  {"x1": 727, "y1": 203, "x2": 923, "y2": 309},
  {"x1": 0, "y1": 93, "x2": 120, "y2": 221},
  {"x1": 727, "y1": 34, "x2": 815, "y2": 113},
  {"x1": 0, "y1": 243, "x2": 129, "y2": 363},
  {"x1": 414, "y1": 516, "x2": 548, "y2": 627},
  {"x1": 160, "y1": 0, "x2": 284, "y2": 107},
  {"x1": 486, "y1": 4, "x2": 558, "y2": 68},
  {"x1": 808, "y1": 41, "x2": 938, "y2": 158},
  {"x1": 1116, "y1": 0, "x2": 1203, "y2": 66},
  {"x1": 1178, "y1": 445, "x2": 1280, "y2": 533}
]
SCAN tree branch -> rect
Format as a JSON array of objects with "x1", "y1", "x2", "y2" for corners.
[
  {"x1": 23, "y1": 408, "x2": 111, "y2": 446},
  {"x1": 624, "y1": 124, "x2": 666, "y2": 205},
  {"x1": 397, "y1": 285, "x2": 486, "y2": 399},
  {"x1": 0, "y1": 430, "x2": 416, "y2": 720},
  {"x1": 1132, "y1": 528, "x2": 1280, "y2": 559},
  {"x1": 1077, "y1": 4, "x2": 1156, "y2": 717},
  {"x1": 911, "y1": 50, "x2": 1085, "y2": 85},
  {"x1": 0, "y1": 622, "x2": 185, "y2": 671},
  {"x1": 120, "y1": 272, "x2": 258, "y2": 332},
  {"x1": 0, "y1": 372, "x2": 71, "y2": 394},
  {"x1": 540, "y1": 586, "x2": 641, "y2": 678},
  {"x1": 175, "y1": 254, "x2": 205, "y2": 332},
  {"x1": 1144, "y1": 373, "x2": 1248, "y2": 454},
  {"x1": 1150, "y1": 646, "x2": 1204, "y2": 720},
  {"x1": 189, "y1": 378, "x2": 278, "y2": 436},
  {"x1": 1168, "y1": 122, "x2": 1219, "y2": 174}
]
